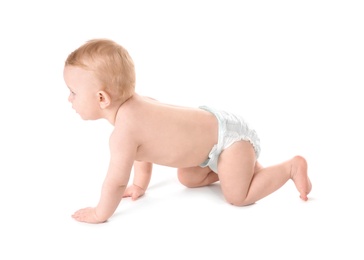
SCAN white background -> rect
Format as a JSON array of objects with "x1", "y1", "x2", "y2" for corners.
[{"x1": 1, "y1": 1, "x2": 363, "y2": 259}]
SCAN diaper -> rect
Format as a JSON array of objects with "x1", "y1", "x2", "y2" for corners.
[{"x1": 199, "y1": 106, "x2": 261, "y2": 173}]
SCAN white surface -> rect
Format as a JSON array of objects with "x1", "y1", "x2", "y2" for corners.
[{"x1": 1, "y1": 1, "x2": 363, "y2": 259}]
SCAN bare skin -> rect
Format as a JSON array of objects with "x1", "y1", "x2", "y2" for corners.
[{"x1": 64, "y1": 65, "x2": 312, "y2": 224}]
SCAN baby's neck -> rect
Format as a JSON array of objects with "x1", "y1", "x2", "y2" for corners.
[
  {"x1": 104, "y1": 102, "x2": 124, "y2": 125},
  {"x1": 106, "y1": 94, "x2": 140, "y2": 125}
]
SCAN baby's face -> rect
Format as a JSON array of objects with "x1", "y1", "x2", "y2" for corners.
[{"x1": 63, "y1": 65, "x2": 103, "y2": 120}]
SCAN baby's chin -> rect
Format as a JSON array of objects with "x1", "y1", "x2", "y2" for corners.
[{"x1": 74, "y1": 111, "x2": 86, "y2": 120}]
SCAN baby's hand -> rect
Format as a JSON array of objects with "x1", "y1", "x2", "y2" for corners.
[
  {"x1": 72, "y1": 207, "x2": 105, "y2": 224},
  {"x1": 122, "y1": 184, "x2": 145, "y2": 200}
]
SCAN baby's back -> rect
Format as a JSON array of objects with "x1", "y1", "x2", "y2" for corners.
[{"x1": 118, "y1": 94, "x2": 218, "y2": 168}]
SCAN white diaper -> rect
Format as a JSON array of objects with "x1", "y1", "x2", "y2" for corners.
[{"x1": 199, "y1": 106, "x2": 261, "y2": 173}]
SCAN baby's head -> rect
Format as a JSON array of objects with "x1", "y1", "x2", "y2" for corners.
[{"x1": 65, "y1": 39, "x2": 135, "y2": 104}]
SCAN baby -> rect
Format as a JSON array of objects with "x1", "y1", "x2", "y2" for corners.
[{"x1": 64, "y1": 38, "x2": 312, "y2": 224}]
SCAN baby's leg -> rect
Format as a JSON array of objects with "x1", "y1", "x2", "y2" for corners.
[
  {"x1": 217, "y1": 141, "x2": 311, "y2": 206},
  {"x1": 177, "y1": 166, "x2": 219, "y2": 188}
]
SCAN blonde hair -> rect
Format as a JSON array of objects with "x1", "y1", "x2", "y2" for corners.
[{"x1": 65, "y1": 38, "x2": 135, "y2": 103}]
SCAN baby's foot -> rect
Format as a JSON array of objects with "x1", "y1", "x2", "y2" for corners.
[{"x1": 290, "y1": 156, "x2": 312, "y2": 201}]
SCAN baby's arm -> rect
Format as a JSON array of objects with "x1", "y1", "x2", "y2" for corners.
[
  {"x1": 72, "y1": 130, "x2": 136, "y2": 224},
  {"x1": 123, "y1": 161, "x2": 153, "y2": 200},
  {"x1": 72, "y1": 159, "x2": 133, "y2": 224}
]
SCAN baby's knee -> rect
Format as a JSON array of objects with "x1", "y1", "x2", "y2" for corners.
[
  {"x1": 178, "y1": 168, "x2": 210, "y2": 188},
  {"x1": 177, "y1": 169, "x2": 196, "y2": 188},
  {"x1": 224, "y1": 195, "x2": 252, "y2": 207}
]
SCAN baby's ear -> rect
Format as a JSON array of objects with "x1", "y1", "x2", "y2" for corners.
[{"x1": 98, "y1": 91, "x2": 111, "y2": 109}]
